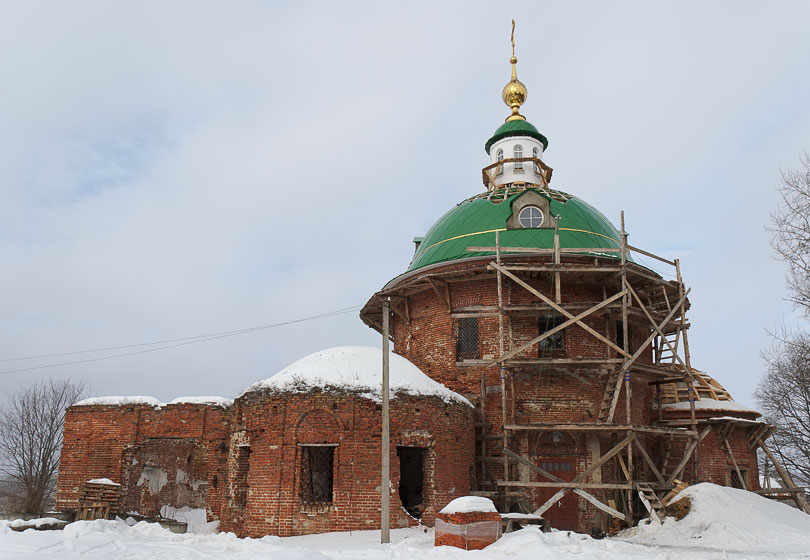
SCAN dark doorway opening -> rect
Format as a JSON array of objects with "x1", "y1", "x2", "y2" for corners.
[{"x1": 397, "y1": 446, "x2": 424, "y2": 519}]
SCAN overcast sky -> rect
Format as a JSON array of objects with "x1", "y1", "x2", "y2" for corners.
[{"x1": 1, "y1": 1, "x2": 809, "y2": 408}]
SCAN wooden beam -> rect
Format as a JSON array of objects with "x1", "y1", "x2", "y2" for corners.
[
  {"x1": 491, "y1": 289, "x2": 629, "y2": 365},
  {"x1": 604, "y1": 288, "x2": 691, "y2": 423},
  {"x1": 489, "y1": 262, "x2": 632, "y2": 360},
  {"x1": 626, "y1": 281, "x2": 693, "y2": 379},
  {"x1": 723, "y1": 439, "x2": 747, "y2": 491},
  {"x1": 666, "y1": 426, "x2": 712, "y2": 485},
  {"x1": 756, "y1": 439, "x2": 810, "y2": 514},
  {"x1": 534, "y1": 433, "x2": 636, "y2": 517},
  {"x1": 627, "y1": 244, "x2": 676, "y2": 267},
  {"x1": 503, "y1": 423, "x2": 696, "y2": 436},
  {"x1": 501, "y1": 449, "x2": 629, "y2": 521},
  {"x1": 468, "y1": 246, "x2": 622, "y2": 254},
  {"x1": 426, "y1": 277, "x2": 451, "y2": 312},
  {"x1": 634, "y1": 438, "x2": 667, "y2": 485},
  {"x1": 498, "y1": 480, "x2": 634, "y2": 490}
]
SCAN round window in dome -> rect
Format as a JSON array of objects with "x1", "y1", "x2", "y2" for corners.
[{"x1": 518, "y1": 206, "x2": 544, "y2": 228}]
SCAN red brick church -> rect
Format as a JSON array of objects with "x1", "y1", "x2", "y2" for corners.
[{"x1": 56, "y1": 37, "x2": 793, "y2": 537}]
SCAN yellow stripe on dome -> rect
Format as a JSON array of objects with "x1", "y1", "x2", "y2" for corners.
[
  {"x1": 420, "y1": 228, "x2": 507, "y2": 252},
  {"x1": 419, "y1": 227, "x2": 620, "y2": 254},
  {"x1": 558, "y1": 228, "x2": 620, "y2": 245}
]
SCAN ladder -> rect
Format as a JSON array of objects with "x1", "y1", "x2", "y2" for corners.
[
  {"x1": 636, "y1": 483, "x2": 665, "y2": 523},
  {"x1": 597, "y1": 368, "x2": 623, "y2": 423}
]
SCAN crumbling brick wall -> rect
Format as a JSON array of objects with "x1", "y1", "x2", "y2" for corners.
[
  {"x1": 219, "y1": 390, "x2": 475, "y2": 538},
  {"x1": 55, "y1": 402, "x2": 230, "y2": 521}
]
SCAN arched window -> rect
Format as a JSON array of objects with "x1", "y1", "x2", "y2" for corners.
[
  {"x1": 514, "y1": 144, "x2": 523, "y2": 171},
  {"x1": 533, "y1": 147, "x2": 539, "y2": 173},
  {"x1": 496, "y1": 149, "x2": 504, "y2": 176}
]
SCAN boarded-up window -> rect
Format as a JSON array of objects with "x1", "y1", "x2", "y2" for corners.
[
  {"x1": 455, "y1": 318, "x2": 479, "y2": 360},
  {"x1": 301, "y1": 446, "x2": 334, "y2": 507}
]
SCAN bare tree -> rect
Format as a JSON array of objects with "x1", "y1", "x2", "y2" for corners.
[
  {"x1": 0, "y1": 379, "x2": 86, "y2": 513},
  {"x1": 760, "y1": 154, "x2": 810, "y2": 486},
  {"x1": 757, "y1": 336, "x2": 810, "y2": 485},
  {"x1": 770, "y1": 153, "x2": 810, "y2": 313}
]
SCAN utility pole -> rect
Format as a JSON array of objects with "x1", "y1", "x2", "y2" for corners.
[{"x1": 381, "y1": 297, "x2": 391, "y2": 544}]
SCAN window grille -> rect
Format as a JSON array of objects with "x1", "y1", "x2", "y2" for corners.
[
  {"x1": 455, "y1": 318, "x2": 479, "y2": 360},
  {"x1": 538, "y1": 315, "x2": 565, "y2": 353},
  {"x1": 730, "y1": 469, "x2": 747, "y2": 489},
  {"x1": 514, "y1": 145, "x2": 523, "y2": 170},
  {"x1": 300, "y1": 446, "x2": 334, "y2": 508},
  {"x1": 533, "y1": 147, "x2": 539, "y2": 173},
  {"x1": 496, "y1": 149, "x2": 504, "y2": 176}
]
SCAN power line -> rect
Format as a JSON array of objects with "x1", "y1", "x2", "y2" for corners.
[{"x1": 0, "y1": 305, "x2": 362, "y2": 375}]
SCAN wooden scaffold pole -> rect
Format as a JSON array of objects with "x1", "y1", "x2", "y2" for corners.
[
  {"x1": 620, "y1": 211, "x2": 633, "y2": 521},
  {"x1": 495, "y1": 230, "x2": 510, "y2": 507}
]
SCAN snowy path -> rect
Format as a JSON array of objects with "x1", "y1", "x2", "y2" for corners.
[{"x1": 2, "y1": 484, "x2": 809, "y2": 560}]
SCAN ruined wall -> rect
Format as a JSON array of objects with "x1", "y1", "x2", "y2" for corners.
[
  {"x1": 56, "y1": 402, "x2": 230, "y2": 521},
  {"x1": 220, "y1": 390, "x2": 475, "y2": 538}
]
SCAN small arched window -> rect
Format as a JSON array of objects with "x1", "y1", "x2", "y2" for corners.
[
  {"x1": 514, "y1": 145, "x2": 523, "y2": 171},
  {"x1": 533, "y1": 147, "x2": 539, "y2": 173},
  {"x1": 496, "y1": 149, "x2": 504, "y2": 176}
]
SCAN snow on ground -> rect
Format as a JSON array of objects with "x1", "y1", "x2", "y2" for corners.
[
  {"x1": 242, "y1": 346, "x2": 471, "y2": 406},
  {"x1": 619, "y1": 482, "x2": 810, "y2": 556},
  {"x1": 2, "y1": 484, "x2": 810, "y2": 560}
]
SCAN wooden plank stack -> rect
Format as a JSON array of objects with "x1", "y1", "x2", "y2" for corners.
[{"x1": 77, "y1": 480, "x2": 120, "y2": 521}]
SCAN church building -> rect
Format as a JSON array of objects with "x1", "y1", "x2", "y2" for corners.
[{"x1": 56, "y1": 29, "x2": 804, "y2": 537}]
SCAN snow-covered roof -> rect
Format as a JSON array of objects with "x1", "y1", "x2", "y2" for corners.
[
  {"x1": 440, "y1": 496, "x2": 498, "y2": 514},
  {"x1": 74, "y1": 396, "x2": 163, "y2": 407},
  {"x1": 168, "y1": 396, "x2": 233, "y2": 408},
  {"x1": 74, "y1": 396, "x2": 233, "y2": 409},
  {"x1": 241, "y1": 346, "x2": 471, "y2": 406},
  {"x1": 662, "y1": 398, "x2": 760, "y2": 416}
]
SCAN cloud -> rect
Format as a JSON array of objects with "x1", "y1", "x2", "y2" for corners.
[{"x1": 1, "y1": 1, "x2": 809, "y2": 405}]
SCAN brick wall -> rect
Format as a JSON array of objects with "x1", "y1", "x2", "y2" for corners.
[
  {"x1": 55, "y1": 402, "x2": 230, "y2": 521},
  {"x1": 219, "y1": 389, "x2": 475, "y2": 538}
]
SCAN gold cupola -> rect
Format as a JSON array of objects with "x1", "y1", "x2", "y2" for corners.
[{"x1": 502, "y1": 19, "x2": 528, "y2": 122}]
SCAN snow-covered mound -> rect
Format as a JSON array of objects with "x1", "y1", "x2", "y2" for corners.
[
  {"x1": 620, "y1": 483, "x2": 810, "y2": 554},
  {"x1": 241, "y1": 346, "x2": 471, "y2": 406},
  {"x1": 440, "y1": 496, "x2": 497, "y2": 514}
]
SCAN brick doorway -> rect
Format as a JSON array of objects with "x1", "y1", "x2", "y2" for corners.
[
  {"x1": 397, "y1": 446, "x2": 424, "y2": 519},
  {"x1": 536, "y1": 457, "x2": 577, "y2": 531}
]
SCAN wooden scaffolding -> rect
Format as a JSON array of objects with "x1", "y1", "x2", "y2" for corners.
[{"x1": 361, "y1": 157, "x2": 810, "y2": 524}]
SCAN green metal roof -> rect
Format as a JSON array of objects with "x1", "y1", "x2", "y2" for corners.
[
  {"x1": 408, "y1": 188, "x2": 625, "y2": 272},
  {"x1": 485, "y1": 119, "x2": 549, "y2": 153}
]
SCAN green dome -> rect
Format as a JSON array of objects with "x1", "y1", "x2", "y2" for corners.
[
  {"x1": 485, "y1": 119, "x2": 549, "y2": 153},
  {"x1": 408, "y1": 188, "x2": 624, "y2": 272}
]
